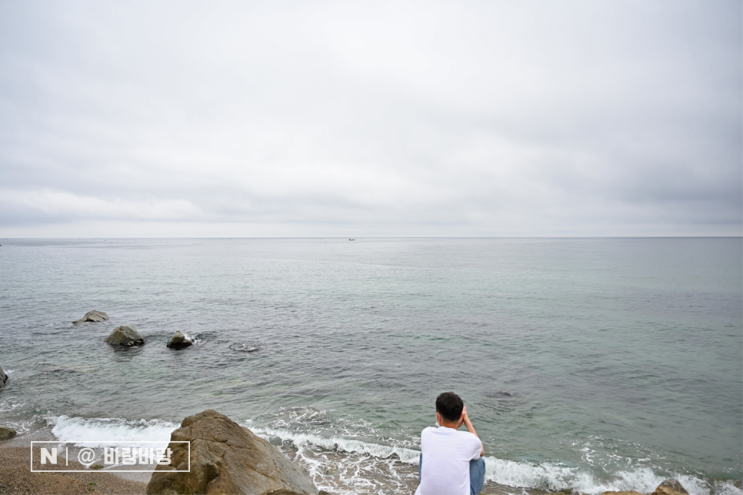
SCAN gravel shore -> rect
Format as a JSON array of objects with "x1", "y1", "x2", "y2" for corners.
[{"x1": 0, "y1": 447, "x2": 147, "y2": 495}]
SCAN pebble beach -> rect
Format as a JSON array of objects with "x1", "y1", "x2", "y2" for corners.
[{"x1": 0, "y1": 447, "x2": 146, "y2": 495}]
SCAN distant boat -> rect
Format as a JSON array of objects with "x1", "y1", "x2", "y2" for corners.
[{"x1": 349, "y1": 238, "x2": 356, "y2": 241}]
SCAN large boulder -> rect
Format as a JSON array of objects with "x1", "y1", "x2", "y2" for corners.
[
  {"x1": 0, "y1": 427, "x2": 16, "y2": 441},
  {"x1": 104, "y1": 325, "x2": 144, "y2": 346},
  {"x1": 652, "y1": 479, "x2": 689, "y2": 495},
  {"x1": 146, "y1": 409, "x2": 318, "y2": 495},
  {"x1": 166, "y1": 331, "x2": 193, "y2": 350},
  {"x1": 73, "y1": 310, "x2": 109, "y2": 324},
  {"x1": 0, "y1": 366, "x2": 7, "y2": 389}
]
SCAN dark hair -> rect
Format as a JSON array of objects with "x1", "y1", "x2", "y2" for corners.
[{"x1": 436, "y1": 392, "x2": 463, "y2": 423}]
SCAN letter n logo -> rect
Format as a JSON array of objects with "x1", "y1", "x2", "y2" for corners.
[{"x1": 41, "y1": 447, "x2": 57, "y2": 464}]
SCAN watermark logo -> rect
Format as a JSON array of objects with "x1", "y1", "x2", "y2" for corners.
[
  {"x1": 30, "y1": 441, "x2": 190, "y2": 473},
  {"x1": 78, "y1": 447, "x2": 96, "y2": 465}
]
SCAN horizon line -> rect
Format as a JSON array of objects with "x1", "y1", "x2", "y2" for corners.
[{"x1": 1, "y1": 235, "x2": 741, "y2": 240}]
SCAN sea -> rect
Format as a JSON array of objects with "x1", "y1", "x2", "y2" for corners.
[{"x1": 0, "y1": 237, "x2": 740, "y2": 495}]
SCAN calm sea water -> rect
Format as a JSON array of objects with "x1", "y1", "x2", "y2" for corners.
[{"x1": 0, "y1": 238, "x2": 740, "y2": 494}]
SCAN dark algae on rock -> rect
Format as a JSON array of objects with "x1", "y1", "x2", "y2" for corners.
[
  {"x1": 0, "y1": 365, "x2": 7, "y2": 389},
  {"x1": 166, "y1": 331, "x2": 193, "y2": 350},
  {"x1": 0, "y1": 426, "x2": 16, "y2": 441}
]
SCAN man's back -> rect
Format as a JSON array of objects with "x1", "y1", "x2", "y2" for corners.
[{"x1": 415, "y1": 426, "x2": 483, "y2": 495}]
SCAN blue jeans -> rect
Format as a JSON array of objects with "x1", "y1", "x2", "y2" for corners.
[{"x1": 419, "y1": 454, "x2": 486, "y2": 495}]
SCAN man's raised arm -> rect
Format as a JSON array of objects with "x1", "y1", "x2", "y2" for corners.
[{"x1": 461, "y1": 406, "x2": 485, "y2": 457}]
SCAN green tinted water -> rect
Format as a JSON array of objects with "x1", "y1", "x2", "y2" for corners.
[{"x1": 0, "y1": 238, "x2": 740, "y2": 494}]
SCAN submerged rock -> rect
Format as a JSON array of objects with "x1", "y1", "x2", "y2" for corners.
[
  {"x1": 0, "y1": 427, "x2": 16, "y2": 441},
  {"x1": 35, "y1": 368, "x2": 83, "y2": 379},
  {"x1": 73, "y1": 310, "x2": 109, "y2": 324},
  {"x1": 104, "y1": 325, "x2": 144, "y2": 346},
  {"x1": 146, "y1": 409, "x2": 318, "y2": 495},
  {"x1": 166, "y1": 331, "x2": 193, "y2": 350},
  {"x1": 0, "y1": 366, "x2": 7, "y2": 389},
  {"x1": 229, "y1": 342, "x2": 261, "y2": 353},
  {"x1": 652, "y1": 479, "x2": 689, "y2": 495}
]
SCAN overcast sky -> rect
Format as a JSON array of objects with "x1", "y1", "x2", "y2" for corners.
[{"x1": 0, "y1": 0, "x2": 740, "y2": 237}]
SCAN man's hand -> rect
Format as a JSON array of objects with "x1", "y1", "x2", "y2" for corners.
[{"x1": 457, "y1": 406, "x2": 468, "y2": 428}]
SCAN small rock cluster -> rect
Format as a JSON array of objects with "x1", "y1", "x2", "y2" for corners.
[
  {"x1": 71, "y1": 310, "x2": 193, "y2": 349},
  {"x1": 1, "y1": 310, "x2": 301, "y2": 494}
]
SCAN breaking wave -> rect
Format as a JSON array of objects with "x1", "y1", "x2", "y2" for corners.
[{"x1": 50, "y1": 415, "x2": 178, "y2": 449}]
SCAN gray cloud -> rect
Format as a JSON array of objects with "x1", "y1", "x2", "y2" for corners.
[{"x1": 0, "y1": 0, "x2": 740, "y2": 237}]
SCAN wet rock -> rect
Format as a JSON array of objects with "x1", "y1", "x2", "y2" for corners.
[
  {"x1": 73, "y1": 310, "x2": 109, "y2": 324},
  {"x1": 0, "y1": 366, "x2": 7, "y2": 389},
  {"x1": 0, "y1": 427, "x2": 16, "y2": 441},
  {"x1": 652, "y1": 479, "x2": 689, "y2": 495},
  {"x1": 166, "y1": 331, "x2": 192, "y2": 350},
  {"x1": 146, "y1": 409, "x2": 318, "y2": 495},
  {"x1": 599, "y1": 491, "x2": 644, "y2": 495},
  {"x1": 269, "y1": 436, "x2": 283, "y2": 446},
  {"x1": 104, "y1": 325, "x2": 144, "y2": 346}
]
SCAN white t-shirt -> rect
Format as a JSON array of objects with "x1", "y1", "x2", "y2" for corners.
[{"x1": 415, "y1": 426, "x2": 483, "y2": 495}]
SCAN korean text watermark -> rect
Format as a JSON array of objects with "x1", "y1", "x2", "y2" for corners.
[{"x1": 30, "y1": 441, "x2": 190, "y2": 473}]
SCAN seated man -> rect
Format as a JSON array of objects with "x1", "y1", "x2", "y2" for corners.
[{"x1": 415, "y1": 392, "x2": 486, "y2": 495}]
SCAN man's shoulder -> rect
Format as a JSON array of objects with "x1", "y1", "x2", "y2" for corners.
[
  {"x1": 420, "y1": 426, "x2": 438, "y2": 436},
  {"x1": 457, "y1": 430, "x2": 482, "y2": 445},
  {"x1": 421, "y1": 427, "x2": 480, "y2": 442}
]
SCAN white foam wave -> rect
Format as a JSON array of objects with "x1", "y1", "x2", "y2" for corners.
[
  {"x1": 51, "y1": 416, "x2": 178, "y2": 449},
  {"x1": 0, "y1": 400, "x2": 24, "y2": 413},
  {"x1": 485, "y1": 457, "x2": 578, "y2": 491},
  {"x1": 252, "y1": 425, "x2": 727, "y2": 495},
  {"x1": 182, "y1": 333, "x2": 203, "y2": 345},
  {"x1": 229, "y1": 342, "x2": 260, "y2": 353},
  {"x1": 251, "y1": 426, "x2": 421, "y2": 464},
  {"x1": 716, "y1": 481, "x2": 743, "y2": 495},
  {"x1": 486, "y1": 459, "x2": 716, "y2": 495}
]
